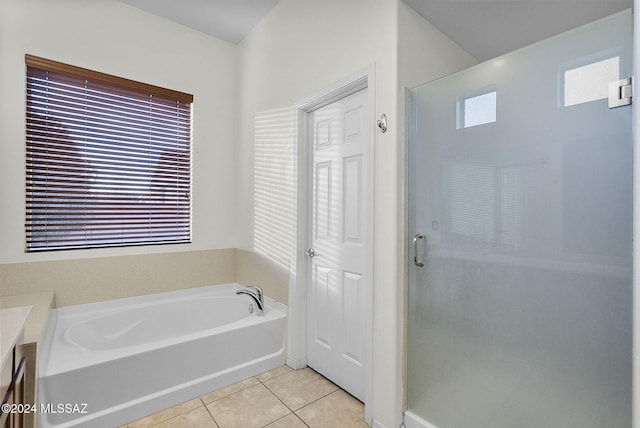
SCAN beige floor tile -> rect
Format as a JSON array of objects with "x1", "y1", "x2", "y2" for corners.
[
  {"x1": 201, "y1": 377, "x2": 261, "y2": 404},
  {"x1": 296, "y1": 390, "x2": 367, "y2": 428},
  {"x1": 127, "y1": 398, "x2": 203, "y2": 428},
  {"x1": 154, "y1": 407, "x2": 218, "y2": 428},
  {"x1": 206, "y1": 383, "x2": 291, "y2": 428},
  {"x1": 256, "y1": 365, "x2": 293, "y2": 383},
  {"x1": 263, "y1": 368, "x2": 338, "y2": 411},
  {"x1": 264, "y1": 413, "x2": 309, "y2": 428}
]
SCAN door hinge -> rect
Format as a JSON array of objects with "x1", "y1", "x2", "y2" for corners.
[{"x1": 609, "y1": 77, "x2": 633, "y2": 108}]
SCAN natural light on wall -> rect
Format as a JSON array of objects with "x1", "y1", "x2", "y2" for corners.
[
  {"x1": 563, "y1": 56, "x2": 619, "y2": 106},
  {"x1": 254, "y1": 108, "x2": 297, "y2": 271}
]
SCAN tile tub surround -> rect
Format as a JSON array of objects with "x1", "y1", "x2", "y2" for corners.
[
  {"x1": 0, "y1": 248, "x2": 290, "y2": 308},
  {"x1": 235, "y1": 249, "x2": 290, "y2": 305},
  {"x1": 123, "y1": 366, "x2": 368, "y2": 428},
  {"x1": 0, "y1": 250, "x2": 236, "y2": 307}
]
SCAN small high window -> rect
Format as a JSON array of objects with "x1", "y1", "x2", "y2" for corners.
[
  {"x1": 458, "y1": 88, "x2": 497, "y2": 129},
  {"x1": 563, "y1": 56, "x2": 619, "y2": 106},
  {"x1": 25, "y1": 55, "x2": 193, "y2": 252}
]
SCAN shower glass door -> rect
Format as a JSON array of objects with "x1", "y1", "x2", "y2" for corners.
[{"x1": 407, "y1": 10, "x2": 632, "y2": 428}]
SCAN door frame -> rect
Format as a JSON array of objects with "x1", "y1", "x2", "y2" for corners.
[{"x1": 288, "y1": 64, "x2": 375, "y2": 424}]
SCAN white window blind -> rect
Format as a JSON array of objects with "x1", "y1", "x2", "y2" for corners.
[{"x1": 25, "y1": 55, "x2": 193, "y2": 252}]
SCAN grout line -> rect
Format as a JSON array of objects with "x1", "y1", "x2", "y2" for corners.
[
  {"x1": 256, "y1": 368, "x2": 293, "y2": 385},
  {"x1": 261, "y1": 381, "x2": 295, "y2": 412},
  {"x1": 135, "y1": 367, "x2": 304, "y2": 427},
  {"x1": 260, "y1": 369, "x2": 341, "y2": 415},
  {"x1": 295, "y1": 388, "x2": 340, "y2": 413},
  {"x1": 202, "y1": 401, "x2": 221, "y2": 428},
  {"x1": 262, "y1": 413, "x2": 311, "y2": 428},
  {"x1": 291, "y1": 409, "x2": 312, "y2": 428},
  {"x1": 128, "y1": 398, "x2": 204, "y2": 428},
  {"x1": 201, "y1": 376, "x2": 260, "y2": 405},
  {"x1": 146, "y1": 406, "x2": 202, "y2": 428},
  {"x1": 258, "y1": 367, "x2": 298, "y2": 412}
]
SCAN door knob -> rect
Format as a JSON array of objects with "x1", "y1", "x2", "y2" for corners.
[{"x1": 305, "y1": 248, "x2": 318, "y2": 258}]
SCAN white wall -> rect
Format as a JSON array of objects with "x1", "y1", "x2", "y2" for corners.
[
  {"x1": 238, "y1": 1, "x2": 400, "y2": 425},
  {"x1": 398, "y1": 2, "x2": 478, "y2": 90},
  {"x1": 238, "y1": 1, "x2": 477, "y2": 426},
  {"x1": 0, "y1": 0, "x2": 240, "y2": 263}
]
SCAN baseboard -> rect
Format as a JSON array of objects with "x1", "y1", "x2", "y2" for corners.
[
  {"x1": 403, "y1": 411, "x2": 439, "y2": 428},
  {"x1": 371, "y1": 419, "x2": 400, "y2": 428},
  {"x1": 286, "y1": 357, "x2": 307, "y2": 370},
  {"x1": 371, "y1": 419, "x2": 386, "y2": 428}
]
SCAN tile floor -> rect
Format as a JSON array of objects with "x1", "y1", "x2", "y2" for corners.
[{"x1": 121, "y1": 366, "x2": 368, "y2": 428}]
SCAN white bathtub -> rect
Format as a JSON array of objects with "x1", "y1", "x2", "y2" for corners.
[{"x1": 38, "y1": 283, "x2": 287, "y2": 428}]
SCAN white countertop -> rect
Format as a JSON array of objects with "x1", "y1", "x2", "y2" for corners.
[
  {"x1": 1, "y1": 292, "x2": 55, "y2": 345},
  {"x1": 0, "y1": 306, "x2": 32, "y2": 372}
]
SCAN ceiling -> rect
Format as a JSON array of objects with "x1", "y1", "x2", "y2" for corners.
[
  {"x1": 404, "y1": 0, "x2": 632, "y2": 61},
  {"x1": 118, "y1": 0, "x2": 632, "y2": 61},
  {"x1": 118, "y1": 0, "x2": 280, "y2": 45}
]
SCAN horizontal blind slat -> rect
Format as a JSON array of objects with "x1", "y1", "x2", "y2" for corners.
[{"x1": 25, "y1": 57, "x2": 192, "y2": 252}]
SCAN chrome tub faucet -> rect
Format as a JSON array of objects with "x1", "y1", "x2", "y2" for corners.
[{"x1": 236, "y1": 285, "x2": 265, "y2": 316}]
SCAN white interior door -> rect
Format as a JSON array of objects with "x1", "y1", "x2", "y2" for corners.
[{"x1": 306, "y1": 88, "x2": 370, "y2": 401}]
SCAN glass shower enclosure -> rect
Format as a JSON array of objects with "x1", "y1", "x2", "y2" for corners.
[{"x1": 407, "y1": 10, "x2": 632, "y2": 428}]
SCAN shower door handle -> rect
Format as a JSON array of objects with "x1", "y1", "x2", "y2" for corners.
[{"x1": 413, "y1": 233, "x2": 425, "y2": 267}]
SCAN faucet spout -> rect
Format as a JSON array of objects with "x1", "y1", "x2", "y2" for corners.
[{"x1": 236, "y1": 286, "x2": 265, "y2": 316}]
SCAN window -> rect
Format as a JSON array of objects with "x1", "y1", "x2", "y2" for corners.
[
  {"x1": 457, "y1": 87, "x2": 497, "y2": 129},
  {"x1": 562, "y1": 56, "x2": 619, "y2": 107},
  {"x1": 25, "y1": 55, "x2": 193, "y2": 252}
]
